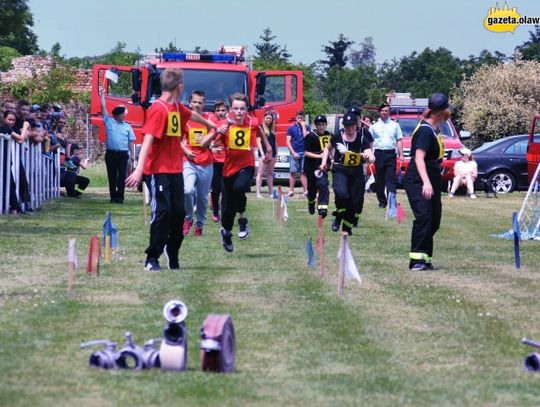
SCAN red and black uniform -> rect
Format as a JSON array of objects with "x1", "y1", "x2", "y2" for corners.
[
  {"x1": 142, "y1": 99, "x2": 191, "y2": 261},
  {"x1": 217, "y1": 114, "x2": 259, "y2": 232},
  {"x1": 330, "y1": 131, "x2": 371, "y2": 234},
  {"x1": 304, "y1": 129, "x2": 331, "y2": 215},
  {"x1": 404, "y1": 120, "x2": 444, "y2": 268}
]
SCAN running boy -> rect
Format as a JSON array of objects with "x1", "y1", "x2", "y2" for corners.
[
  {"x1": 125, "y1": 68, "x2": 219, "y2": 271},
  {"x1": 201, "y1": 93, "x2": 271, "y2": 252}
]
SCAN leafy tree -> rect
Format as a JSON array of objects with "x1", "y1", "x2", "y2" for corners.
[
  {"x1": 453, "y1": 59, "x2": 540, "y2": 146},
  {"x1": 0, "y1": 46, "x2": 20, "y2": 71},
  {"x1": 461, "y1": 49, "x2": 506, "y2": 78},
  {"x1": 378, "y1": 47, "x2": 462, "y2": 97},
  {"x1": 516, "y1": 25, "x2": 540, "y2": 62},
  {"x1": 320, "y1": 34, "x2": 354, "y2": 69},
  {"x1": 322, "y1": 65, "x2": 378, "y2": 111},
  {"x1": 155, "y1": 41, "x2": 181, "y2": 53},
  {"x1": 0, "y1": 0, "x2": 38, "y2": 55},
  {"x1": 349, "y1": 36, "x2": 376, "y2": 68},
  {"x1": 253, "y1": 28, "x2": 291, "y2": 64}
]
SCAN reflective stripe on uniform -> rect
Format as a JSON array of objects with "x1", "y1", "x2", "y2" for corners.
[{"x1": 409, "y1": 252, "x2": 428, "y2": 261}]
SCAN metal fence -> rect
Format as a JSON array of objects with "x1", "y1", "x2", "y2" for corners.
[{"x1": 0, "y1": 134, "x2": 60, "y2": 215}]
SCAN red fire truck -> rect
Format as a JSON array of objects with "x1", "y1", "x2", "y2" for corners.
[
  {"x1": 90, "y1": 46, "x2": 303, "y2": 146},
  {"x1": 527, "y1": 113, "x2": 540, "y2": 181}
]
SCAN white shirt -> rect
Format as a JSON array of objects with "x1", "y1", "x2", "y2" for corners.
[
  {"x1": 454, "y1": 160, "x2": 477, "y2": 177},
  {"x1": 369, "y1": 118, "x2": 403, "y2": 151}
]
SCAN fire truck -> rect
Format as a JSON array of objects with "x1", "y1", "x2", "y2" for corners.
[
  {"x1": 387, "y1": 93, "x2": 467, "y2": 183},
  {"x1": 527, "y1": 113, "x2": 540, "y2": 181},
  {"x1": 90, "y1": 46, "x2": 303, "y2": 146}
]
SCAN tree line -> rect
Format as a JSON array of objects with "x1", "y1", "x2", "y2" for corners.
[{"x1": 2, "y1": 1, "x2": 540, "y2": 144}]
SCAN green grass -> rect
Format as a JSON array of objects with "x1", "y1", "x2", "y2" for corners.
[{"x1": 1, "y1": 165, "x2": 540, "y2": 406}]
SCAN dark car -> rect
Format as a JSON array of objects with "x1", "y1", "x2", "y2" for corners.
[{"x1": 472, "y1": 135, "x2": 532, "y2": 193}]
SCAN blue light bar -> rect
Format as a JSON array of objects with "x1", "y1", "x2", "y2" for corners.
[{"x1": 162, "y1": 52, "x2": 236, "y2": 63}]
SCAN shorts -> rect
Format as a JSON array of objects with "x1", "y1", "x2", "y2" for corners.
[{"x1": 289, "y1": 153, "x2": 305, "y2": 173}]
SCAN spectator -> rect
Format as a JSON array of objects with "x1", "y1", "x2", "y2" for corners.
[
  {"x1": 370, "y1": 102, "x2": 404, "y2": 208},
  {"x1": 255, "y1": 110, "x2": 277, "y2": 198},
  {"x1": 61, "y1": 143, "x2": 90, "y2": 198},
  {"x1": 15, "y1": 99, "x2": 31, "y2": 133},
  {"x1": 449, "y1": 148, "x2": 477, "y2": 199},
  {"x1": 286, "y1": 110, "x2": 309, "y2": 197},
  {"x1": 100, "y1": 91, "x2": 135, "y2": 203},
  {"x1": 1, "y1": 100, "x2": 16, "y2": 126}
]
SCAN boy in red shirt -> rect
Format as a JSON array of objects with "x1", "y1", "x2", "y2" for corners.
[
  {"x1": 126, "y1": 68, "x2": 218, "y2": 271},
  {"x1": 208, "y1": 99, "x2": 228, "y2": 223},
  {"x1": 201, "y1": 93, "x2": 271, "y2": 252}
]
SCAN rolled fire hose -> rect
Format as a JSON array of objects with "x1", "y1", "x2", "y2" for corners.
[{"x1": 200, "y1": 314, "x2": 236, "y2": 373}]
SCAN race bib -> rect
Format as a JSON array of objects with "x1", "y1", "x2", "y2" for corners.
[
  {"x1": 343, "y1": 151, "x2": 361, "y2": 167},
  {"x1": 229, "y1": 126, "x2": 251, "y2": 150},
  {"x1": 319, "y1": 135, "x2": 331, "y2": 151},
  {"x1": 436, "y1": 133, "x2": 445, "y2": 160},
  {"x1": 188, "y1": 128, "x2": 207, "y2": 146},
  {"x1": 166, "y1": 112, "x2": 181, "y2": 137}
]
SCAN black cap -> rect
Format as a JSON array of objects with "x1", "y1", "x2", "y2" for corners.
[
  {"x1": 347, "y1": 106, "x2": 362, "y2": 116},
  {"x1": 314, "y1": 115, "x2": 327, "y2": 124},
  {"x1": 71, "y1": 143, "x2": 80, "y2": 151},
  {"x1": 112, "y1": 105, "x2": 126, "y2": 116},
  {"x1": 428, "y1": 93, "x2": 450, "y2": 111},
  {"x1": 342, "y1": 113, "x2": 356, "y2": 126},
  {"x1": 378, "y1": 102, "x2": 390, "y2": 112}
]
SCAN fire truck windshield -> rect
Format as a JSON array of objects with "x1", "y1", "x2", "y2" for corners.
[
  {"x1": 151, "y1": 68, "x2": 247, "y2": 111},
  {"x1": 396, "y1": 118, "x2": 455, "y2": 138}
]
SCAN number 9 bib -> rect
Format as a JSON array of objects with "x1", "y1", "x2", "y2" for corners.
[
  {"x1": 167, "y1": 112, "x2": 182, "y2": 137},
  {"x1": 228, "y1": 126, "x2": 251, "y2": 151},
  {"x1": 343, "y1": 151, "x2": 361, "y2": 167}
]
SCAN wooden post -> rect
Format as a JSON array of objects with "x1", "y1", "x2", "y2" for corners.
[
  {"x1": 67, "y1": 238, "x2": 76, "y2": 295},
  {"x1": 87, "y1": 235, "x2": 100, "y2": 276},
  {"x1": 104, "y1": 235, "x2": 111, "y2": 263},
  {"x1": 338, "y1": 234, "x2": 346, "y2": 298},
  {"x1": 317, "y1": 215, "x2": 325, "y2": 279}
]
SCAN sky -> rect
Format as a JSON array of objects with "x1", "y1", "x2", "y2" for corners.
[{"x1": 28, "y1": 0, "x2": 538, "y2": 65}]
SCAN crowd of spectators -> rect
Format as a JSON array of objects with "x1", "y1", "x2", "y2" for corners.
[{"x1": 0, "y1": 97, "x2": 83, "y2": 214}]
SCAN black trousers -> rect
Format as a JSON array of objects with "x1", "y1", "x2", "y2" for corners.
[
  {"x1": 404, "y1": 167, "x2": 442, "y2": 262},
  {"x1": 221, "y1": 167, "x2": 254, "y2": 231},
  {"x1": 144, "y1": 173, "x2": 185, "y2": 259},
  {"x1": 306, "y1": 168, "x2": 329, "y2": 209},
  {"x1": 375, "y1": 149, "x2": 397, "y2": 206},
  {"x1": 105, "y1": 150, "x2": 129, "y2": 202},
  {"x1": 211, "y1": 162, "x2": 224, "y2": 212},
  {"x1": 332, "y1": 169, "x2": 365, "y2": 229},
  {"x1": 65, "y1": 174, "x2": 90, "y2": 196}
]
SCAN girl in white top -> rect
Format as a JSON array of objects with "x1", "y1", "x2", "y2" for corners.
[{"x1": 450, "y1": 148, "x2": 478, "y2": 198}]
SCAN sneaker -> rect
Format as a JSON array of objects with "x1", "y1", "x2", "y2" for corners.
[
  {"x1": 378, "y1": 202, "x2": 387, "y2": 208},
  {"x1": 194, "y1": 227, "x2": 203, "y2": 237},
  {"x1": 331, "y1": 217, "x2": 341, "y2": 232},
  {"x1": 411, "y1": 262, "x2": 428, "y2": 271},
  {"x1": 287, "y1": 191, "x2": 295, "y2": 198},
  {"x1": 238, "y1": 218, "x2": 250, "y2": 240},
  {"x1": 449, "y1": 193, "x2": 456, "y2": 199},
  {"x1": 164, "y1": 247, "x2": 179, "y2": 270},
  {"x1": 470, "y1": 194, "x2": 477, "y2": 199},
  {"x1": 145, "y1": 257, "x2": 162, "y2": 272},
  {"x1": 308, "y1": 202, "x2": 315, "y2": 215},
  {"x1": 318, "y1": 208, "x2": 327, "y2": 219},
  {"x1": 183, "y1": 219, "x2": 193, "y2": 236},
  {"x1": 211, "y1": 210, "x2": 220, "y2": 223},
  {"x1": 425, "y1": 263, "x2": 435, "y2": 271},
  {"x1": 220, "y1": 228, "x2": 234, "y2": 252},
  {"x1": 256, "y1": 194, "x2": 263, "y2": 199}
]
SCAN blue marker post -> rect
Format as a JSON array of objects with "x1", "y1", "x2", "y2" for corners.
[{"x1": 513, "y1": 211, "x2": 521, "y2": 270}]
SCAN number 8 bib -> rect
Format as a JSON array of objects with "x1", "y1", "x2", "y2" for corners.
[
  {"x1": 228, "y1": 126, "x2": 251, "y2": 151},
  {"x1": 343, "y1": 151, "x2": 361, "y2": 167}
]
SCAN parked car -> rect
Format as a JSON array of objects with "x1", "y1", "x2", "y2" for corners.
[
  {"x1": 472, "y1": 135, "x2": 532, "y2": 193},
  {"x1": 254, "y1": 146, "x2": 299, "y2": 186}
]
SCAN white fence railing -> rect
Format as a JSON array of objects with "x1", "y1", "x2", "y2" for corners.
[{"x1": 0, "y1": 134, "x2": 60, "y2": 214}]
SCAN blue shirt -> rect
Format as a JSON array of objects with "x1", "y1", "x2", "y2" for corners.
[
  {"x1": 287, "y1": 123, "x2": 309, "y2": 153},
  {"x1": 369, "y1": 118, "x2": 402, "y2": 151},
  {"x1": 104, "y1": 115, "x2": 135, "y2": 151}
]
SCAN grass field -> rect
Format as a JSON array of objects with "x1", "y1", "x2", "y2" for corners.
[{"x1": 1, "y1": 163, "x2": 539, "y2": 407}]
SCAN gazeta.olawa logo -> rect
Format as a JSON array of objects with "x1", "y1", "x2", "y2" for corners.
[{"x1": 484, "y1": 3, "x2": 540, "y2": 33}]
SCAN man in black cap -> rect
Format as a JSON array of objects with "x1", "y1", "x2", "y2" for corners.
[
  {"x1": 303, "y1": 115, "x2": 331, "y2": 218},
  {"x1": 100, "y1": 91, "x2": 135, "y2": 203},
  {"x1": 370, "y1": 102, "x2": 404, "y2": 208}
]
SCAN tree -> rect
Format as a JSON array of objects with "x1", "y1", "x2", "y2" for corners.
[
  {"x1": 453, "y1": 59, "x2": 540, "y2": 146},
  {"x1": 349, "y1": 37, "x2": 376, "y2": 68},
  {"x1": 0, "y1": 0, "x2": 38, "y2": 55},
  {"x1": 322, "y1": 65, "x2": 378, "y2": 111},
  {"x1": 253, "y1": 28, "x2": 291, "y2": 64},
  {"x1": 0, "y1": 46, "x2": 20, "y2": 71},
  {"x1": 461, "y1": 49, "x2": 506, "y2": 78},
  {"x1": 516, "y1": 25, "x2": 540, "y2": 62},
  {"x1": 320, "y1": 34, "x2": 354, "y2": 69},
  {"x1": 378, "y1": 47, "x2": 462, "y2": 97},
  {"x1": 155, "y1": 41, "x2": 181, "y2": 54}
]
